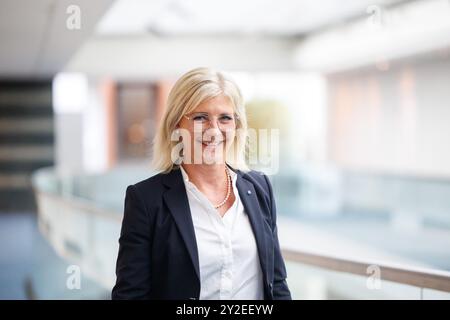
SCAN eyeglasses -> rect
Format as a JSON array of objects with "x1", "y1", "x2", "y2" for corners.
[{"x1": 183, "y1": 112, "x2": 238, "y2": 128}]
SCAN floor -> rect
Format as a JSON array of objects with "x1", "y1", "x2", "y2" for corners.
[{"x1": 0, "y1": 212, "x2": 109, "y2": 300}]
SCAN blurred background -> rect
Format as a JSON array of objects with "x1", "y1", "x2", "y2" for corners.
[{"x1": 1, "y1": 0, "x2": 450, "y2": 299}]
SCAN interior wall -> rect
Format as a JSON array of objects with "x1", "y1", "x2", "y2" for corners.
[{"x1": 327, "y1": 54, "x2": 450, "y2": 178}]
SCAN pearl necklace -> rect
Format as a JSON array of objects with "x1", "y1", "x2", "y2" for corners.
[{"x1": 214, "y1": 167, "x2": 232, "y2": 209}]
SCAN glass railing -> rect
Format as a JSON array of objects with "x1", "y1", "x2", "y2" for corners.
[
  {"x1": 31, "y1": 165, "x2": 450, "y2": 299},
  {"x1": 270, "y1": 164, "x2": 450, "y2": 272}
]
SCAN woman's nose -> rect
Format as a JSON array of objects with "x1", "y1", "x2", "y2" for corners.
[
  {"x1": 208, "y1": 118, "x2": 221, "y2": 129},
  {"x1": 203, "y1": 125, "x2": 222, "y2": 141}
]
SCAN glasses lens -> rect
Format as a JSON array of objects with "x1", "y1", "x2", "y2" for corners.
[
  {"x1": 191, "y1": 114, "x2": 209, "y2": 124},
  {"x1": 189, "y1": 113, "x2": 236, "y2": 128}
]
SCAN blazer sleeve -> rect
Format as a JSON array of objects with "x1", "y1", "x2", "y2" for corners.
[
  {"x1": 112, "y1": 185, "x2": 152, "y2": 299},
  {"x1": 263, "y1": 174, "x2": 292, "y2": 300}
]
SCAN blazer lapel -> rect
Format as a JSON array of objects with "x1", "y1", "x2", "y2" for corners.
[
  {"x1": 161, "y1": 166, "x2": 269, "y2": 288},
  {"x1": 235, "y1": 170, "x2": 269, "y2": 286},
  {"x1": 162, "y1": 169, "x2": 200, "y2": 281}
]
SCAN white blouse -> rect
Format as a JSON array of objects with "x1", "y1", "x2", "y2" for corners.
[{"x1": 179, "y1": 166, "x2": 264, "y2": 300}]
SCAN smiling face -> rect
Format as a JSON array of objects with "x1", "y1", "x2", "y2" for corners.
[{"x1": 177, "y1": 95, "x2": 237, "y2": 165}]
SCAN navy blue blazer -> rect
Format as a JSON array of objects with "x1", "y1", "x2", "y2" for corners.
[{"x1": 111, "y1": 165, "x2": 291, "y2": 300}]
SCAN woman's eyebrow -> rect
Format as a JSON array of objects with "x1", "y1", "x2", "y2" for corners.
[{"x1": 192, "y1": 111, "x2": 234, "y2": 115}]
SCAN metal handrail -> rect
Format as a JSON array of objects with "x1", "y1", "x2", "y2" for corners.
[{"x1": 282, "y1": 249, "x2": 450, "y2": 293}]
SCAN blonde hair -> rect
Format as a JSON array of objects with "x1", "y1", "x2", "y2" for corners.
[{"x1": 152, "y1": 67, "x2": 249, "y2": 173}]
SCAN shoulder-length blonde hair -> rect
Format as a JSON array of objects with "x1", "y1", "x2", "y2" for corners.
[{"x1": 152, "y1": 67, "x2": 249, "y2": 173}]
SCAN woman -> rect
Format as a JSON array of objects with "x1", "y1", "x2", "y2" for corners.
[{"x1": 112, "y1": 67, "x2": 291, "y2": 300}]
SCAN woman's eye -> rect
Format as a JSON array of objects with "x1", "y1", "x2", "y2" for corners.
[
  {"x1": 220, "y1": 116, "x2": 233, "y2": 121},
  {"x1": 193, "y1": 115, "x2": 208, "y2": 121}
]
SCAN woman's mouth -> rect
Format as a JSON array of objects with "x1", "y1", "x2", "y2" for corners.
[{"x1": 199, "y1": 140, "x2": 224, "y2": 147}]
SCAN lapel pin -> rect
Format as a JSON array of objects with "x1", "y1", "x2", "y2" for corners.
[{"x1": 247, "y1": 190, "x2": 252, "y2": 195}]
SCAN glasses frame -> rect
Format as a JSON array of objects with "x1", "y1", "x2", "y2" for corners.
[{"x1": 183, "y1": 112, "x2": 239, "y2": 129}]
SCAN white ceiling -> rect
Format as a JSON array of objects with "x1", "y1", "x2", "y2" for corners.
[
  {"x1": 0, "y1": 0, "x2": 413, "y2": 77},
  {"x1": 0, "y1": 0, "x2": 113, "y2": 77},
  {"x1": 96, "y1": 0, "x2": 407, "y2": 36},
  {"x1": 65, "y1": 0, "x2": 436, "y2": 79},
  {"x1": 293, "y1": 0, "x2": 450, "y2": 72}
]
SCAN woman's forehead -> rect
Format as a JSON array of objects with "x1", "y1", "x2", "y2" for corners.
[{"x1": 192, "y1": 95, "x2": 234, "y2": 113}]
